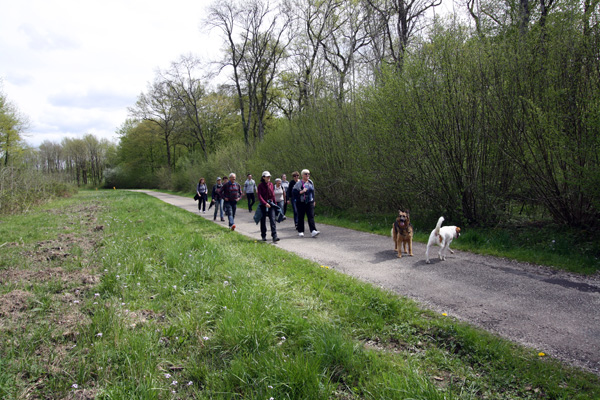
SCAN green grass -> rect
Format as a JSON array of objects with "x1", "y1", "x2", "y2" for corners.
[{"x1": 1, "y1": 189, "x2": 598, "y2": 399}]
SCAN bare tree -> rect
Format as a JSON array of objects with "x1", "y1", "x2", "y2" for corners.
[
  {"x1": 207, "y1": 0, "x2": 291, "y2": 144},
  {"x1": 318, "y1": 1, "x2": 372, "y2": 103},
  {"x1": 365, "y1": 0, "x2": 442, "y2": 71},
  {"x1": 160, "y1": 55, "x2": 211, "y2": 159}
]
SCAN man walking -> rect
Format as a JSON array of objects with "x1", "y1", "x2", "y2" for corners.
[
  {"x1": 244, "y1": 174, "x2": 257, "y2": 212},
  {"x1": 211, "y1": 177, "x2": 224, "y2": 222},
  {"x1": 222, "y1": 173, "x2": 242, "y2": 230}
]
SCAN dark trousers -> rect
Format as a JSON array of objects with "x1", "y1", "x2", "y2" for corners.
[
  {"x1": 296, "y1": 201, "x2": 316, "y2": 233},
  {"x1": 247, "y1": 193, "x2": 256, "y2": 211},
  {"x1": 260, "y1": 204, "x2": 277, "y2": 238},
  {"x1": 197, "y1": 193, "x2": 207, "y2": 211},
  {"x1": 291, "y1": 199, "x2": 298, "y2": 227}
]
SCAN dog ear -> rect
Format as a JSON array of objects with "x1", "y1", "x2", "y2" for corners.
[{"x1": 456, "y1": 227, "x2": 461, "y2": 236}]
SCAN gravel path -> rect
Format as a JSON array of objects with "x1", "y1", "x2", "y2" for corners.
[{"x1": 137, "y1": 190, "x2": 600, "y2": 375}]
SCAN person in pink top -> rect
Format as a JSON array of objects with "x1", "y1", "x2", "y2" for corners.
[{"x1": 257, "y1": 171, "x2": 279, "y2": 242}]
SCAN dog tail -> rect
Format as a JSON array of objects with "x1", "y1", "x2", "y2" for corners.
[{"x1": 434, "y1": 216, "x2": 444, "y2": 236}]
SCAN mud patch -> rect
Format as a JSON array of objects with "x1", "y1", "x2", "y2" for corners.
[{"x1": 0, "y1": 289, "x2": 33, "y2": 318}]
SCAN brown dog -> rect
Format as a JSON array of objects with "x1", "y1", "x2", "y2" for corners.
[{"x1": 391, "y1": 210, "x2": 414, "y2": 258}]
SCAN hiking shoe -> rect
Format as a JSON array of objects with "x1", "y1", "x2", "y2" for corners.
[
  {"x1": 298, "y1": 232, "x2": 304, "y2": 237},
  {"x1": 261, "y1": 237, "x2": 267, "y2": 241},
  {"x1": 273, "y1": 236, "x2": 280, "y2": 242},
  {"x1": 231, "y1": 225, "x2": 236, "y2": 231},
  {"x1": 221, "y1": 218, "x2": 225, "y2": 221},
  {"x1": 311, "y1": 230, "x2": 320, "y2": 237}
]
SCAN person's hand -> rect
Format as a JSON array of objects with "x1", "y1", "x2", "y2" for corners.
[{"x1": 266, "y1": 203, "x2": 271, "y2": 208}]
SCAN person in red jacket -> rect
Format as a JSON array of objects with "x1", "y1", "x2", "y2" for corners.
[{"x1": 257, "y1": 171, "x2": 280, "y2": 242}]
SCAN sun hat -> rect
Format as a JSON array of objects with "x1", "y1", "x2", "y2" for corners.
[{"x1": 262, "y1": 171, "x2": 271, "y2": 177}]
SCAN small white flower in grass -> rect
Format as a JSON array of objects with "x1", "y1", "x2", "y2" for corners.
[
  {"x1": 93, "y1": 302, "x2": 98, "y2": 305},
  {"x1": 172, "y1": 380, "x2": 178, "y2": 385},
  {"x1": 73, "y1": 300, "x2": 80, "y2": 304},
  {"x1": 224, "y1": 281, "x2": 229, "y2": 286},
  {"x1": 137, "y1": 282, "x2": 140, "y2": 286},
  {"x1": 95, "y1": 293, "x2": 100, "y2": 297},
  {"x1": 187, "y1": 381, "x2": 193, "y2": 386},
  {"x1": 96, "y1": 333, "x2": 103, "y2": 337},
  {"x1": 121, "y1": 303, "x2": 126, "y2": 306},
  {"x1": 206, "y1": 311, "x2": 210, "y2": 314},
  {"x1": 164, "y1": 373, "x2": 172, "y2": 379},
  {"x1": 72, "y1": 384, "x2": 78, "y2": 389},
  {"x1": 116, "y1": 275, "x2": 120, "y2": 279},
  {"x1": 172, "y1": 390, "x2": 176, "y2": 394},
  {"x1": 173, "y1": 285, "x2": 177, "y2": 290},
  {"x1": 203, "y1": 336, "x2": 210, "y2": 340},
  {"x1": 118, "y1": 263, "x2": 121, "y2": 266},
  {"x1": 223, "y1": 306, "x2": 227, "y2": 310},
  {"x1": 268, "y1": 385, "x2": 273, "y2": 389}
]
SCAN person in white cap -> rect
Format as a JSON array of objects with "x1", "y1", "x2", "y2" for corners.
[
  {"x1": 257, "y1": 171, "x2": 280, "y2": 242},
  {"x1": 293, "y1": 169, "x2": 320, "y2": 237}
]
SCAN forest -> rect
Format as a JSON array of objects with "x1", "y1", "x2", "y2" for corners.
[{"x1": 1, "y1": 0, "x2": 599, "y2": 229}]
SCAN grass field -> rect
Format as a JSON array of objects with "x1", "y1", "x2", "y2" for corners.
[{"x1": 1, "y1": 190, "x2": 599, "y2": 399}]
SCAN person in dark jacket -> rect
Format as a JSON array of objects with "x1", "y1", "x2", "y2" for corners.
[
  {"x1": 286, "y1": 171, "x2": 300, "y2": 228},
  {"x1": 257, "y1": 171, "x2": 279, "y2": 242},
  {"x1": 196, "y1": 178, "x2": 208, "y2": 213},
  {"x1": 293, "y1": 169, "x2": 320, "y2": 238},
  {"x1": 222, "y1": 173, "x2": 242, "y2": 230},
  {"x1": 211, "y1": 177, "x2": 224, "y2": 222}
]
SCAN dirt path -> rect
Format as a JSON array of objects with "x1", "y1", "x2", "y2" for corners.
[{"x1": 137, "y1": 190, "x2": 600, "y2": 375}]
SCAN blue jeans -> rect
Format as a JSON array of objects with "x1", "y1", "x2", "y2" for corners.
[
  {"x1": 225, "y1": 201, "x2": 237, "y2": 227},
  {"x1": 214, "y1": 199, "x2": 224, "y2": 220}
]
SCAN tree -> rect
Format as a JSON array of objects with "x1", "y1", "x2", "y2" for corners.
[
  {"x1": 0, "y1": 84, "x2": 29, "y2": 167},
  {"x1": 129, "y1": 78, "x2": 180, "y2": 168},
  {"x1": 207, "y1": 0, "x2": 291, "y2": 144},
  {"x1": 364, "y1": 0, "x2": 442, "y2": 71},
  {"x1": 161, "y1": 55, "x2": 211, "y2": 159}
]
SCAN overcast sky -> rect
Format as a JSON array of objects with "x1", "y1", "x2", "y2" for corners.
[{"x1": 0, "y1": 0, "x2": 220, "y2": 148}]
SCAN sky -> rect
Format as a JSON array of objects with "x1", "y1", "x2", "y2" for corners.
[{"x1": 0, "y1": 0, "x2": 221, "y2": 148}]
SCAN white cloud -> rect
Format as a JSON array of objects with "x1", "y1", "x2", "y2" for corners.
[{"x1": 0, "y1": 0, "x2": 222, "y2": 148}]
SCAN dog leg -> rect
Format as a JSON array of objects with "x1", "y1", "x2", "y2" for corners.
[
  {"x1": 426, "y1": 244, "x2": 431, "y2": 264},
  {"x1": 408, "y1": 240, "x2": 413, "y2": 256}
]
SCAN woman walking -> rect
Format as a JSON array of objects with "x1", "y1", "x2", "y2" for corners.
[
  {"x1": 196, "y1": 177, "x2": 208, "y2": 213},
  {"x1": 293, "y1": 169, "x2": 319, "y2": 238},
  {"x1": 257, "y1": 171, "x2": 280, "y2": 242},
  {"x1": 274, "y1": 178, "x2": 286, "y2": 213}
]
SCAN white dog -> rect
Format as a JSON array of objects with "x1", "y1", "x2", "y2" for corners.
[{"x1": 426, "y1": 217, "x2": 461, "y2": 264}]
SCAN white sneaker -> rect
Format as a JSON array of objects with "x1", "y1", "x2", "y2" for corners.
[
  {"x1": 311, "y1": 230, "x2": 320, "y2": 237},
  {"x1": 298, "y1": 232, "x2": 304, "y2": 237}
]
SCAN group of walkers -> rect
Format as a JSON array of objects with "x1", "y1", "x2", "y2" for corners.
[{"x1": 195, "y1": 169, "x2": 320, "y2": 242}]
